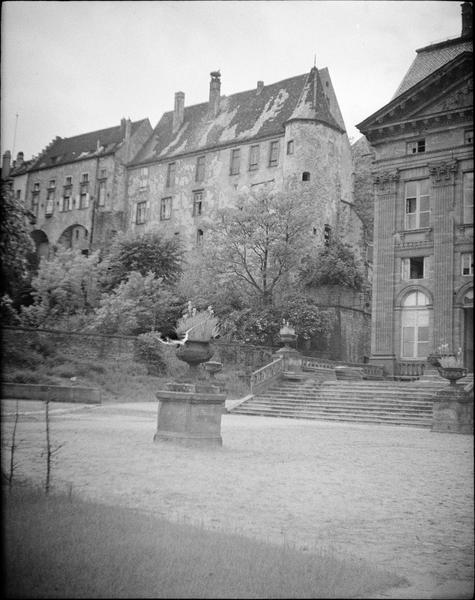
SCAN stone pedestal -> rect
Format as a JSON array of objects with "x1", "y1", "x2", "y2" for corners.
[
  {"x1": 273, "y1": 346, "x2": 302, "y2": 372},
  {"x1": 432, "y1": 386, "x2": 473, "y2": 434},
  {"x1": 154, "y1": 382, "x2": 225, "y2": 447}
]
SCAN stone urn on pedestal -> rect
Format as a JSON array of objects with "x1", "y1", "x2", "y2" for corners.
[
  {"x1": 274, "y1": 320, "x2": 302, "y2": 376},
  {"x1": 154, "y1": 304, "x2": 225, "y2": 447},
  {"x1": 431, "y1": 348, "x2": 472, "y2": 434}
]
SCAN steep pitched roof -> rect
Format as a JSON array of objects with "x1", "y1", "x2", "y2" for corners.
[
  {"x1": 30, "y1": 119, "x2": 149, "y2": 171},
  {"x1": 393, "y1": 36, "x2": 472, "y2": 98},
  {"x1": 131, "y1": 69, "x2": 343, "y2": 166}
]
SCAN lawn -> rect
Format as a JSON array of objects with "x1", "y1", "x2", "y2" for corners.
[{"x1": 3, "y1": 484, "x2": 404, "y2": 599}]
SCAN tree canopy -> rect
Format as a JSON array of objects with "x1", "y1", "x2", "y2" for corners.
[
  {"x1": 200, "y1": 186, "x2": 313, "y2": 306},
  {"x1": 102, "y1": 232, "x2": 184, "y2": 291}
]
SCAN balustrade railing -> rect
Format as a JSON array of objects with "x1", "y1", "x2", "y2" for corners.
[
  {"x1": 395, "y1": 361, "x2": 425, "y2": 378},
  {"x1": 250, "y1": 357, "x2": 284, "y2": 394},
  {"x1": 301, "y1": 356, "x2": 335, "y2": 370}
]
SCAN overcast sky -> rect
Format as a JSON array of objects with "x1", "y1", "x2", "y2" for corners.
[{"x1": 1, "y1": 0, "x2": 465, "y2": 159}]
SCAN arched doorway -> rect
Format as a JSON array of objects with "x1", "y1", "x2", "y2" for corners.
[
  {"x1": 57, "y1": 224, "x2": 89, "y2": 254},
  {"x1": 400, "y1": 290, "x2": 430, "y2": 359},
  {"x1": 30, "y1": 229, "x2": 50, "y2": 260}
]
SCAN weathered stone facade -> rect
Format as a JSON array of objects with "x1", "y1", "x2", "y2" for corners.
[
  {"x1": 357, "y1": 3, "x2": 473, "y2": 374},
  {"x1": 5, "y1": 118, "x2": 152, "y2": 257},
  {"x1": 126, "y1": 68, "x2": 363, "y2": 259}
]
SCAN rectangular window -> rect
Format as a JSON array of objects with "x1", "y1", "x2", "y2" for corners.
[
  {"x1": 136, "y1": 201, "x2": 147, "y2": 224},
  {"x1": 31, "y1": 193, "x2": 39, "y2": 213},
  {"x1": 139, "y1": 167, "x2": 149, "y2": 188},
  {"x1": 166, "y1": 162, "x2": 176, "y2": 188},
  {"x1": 230, "y1": 148, "x2": 240, "y2": 175},
  {"x1": 160, "y1": 197, "x2": 172, "y2": 220},
  {"x1": 287, "y1": 140, "x2": 294, "y2": 155},
  {"x1": 45, "y1": 189, "x2": 55, "y2": 216},
  {"x1": 48, "y1": 179, "x2": 56, "y2": 189},
  {"x1": 193, "y1": 190, "x2": 203, "y2": 216},
  {"x1": 401, "y1": 256, "x2": 426, "y2": 280},
  {"x1": 268, "y1": 140, "x2": 280, "y2": 167},
  {"x1": 405, "y1": 180, "x2": 430, "y2": 230},
  {"x1": 33, "y1": 182, "x2": 40, "y2": 192},
  {"x1": 81, "y1": 173, "x2": 89, "y2": 183},
  {"x1": 196, "y1": 228, "x2": 204, "y2": 246},
  {"x1": 249, "y1": 145, "x2": 260, "y2": 171},
  {"x1": 98, "y1": 181, "x2": 106, "y2": 207},
  {"x1": 461, "y1": 253, "x2": 473, "y2": 276},
  {"x1": 65, "y1": 176, "x2": 72, "y2": 186},
  {"x1": 195, "y1": 156, "x2": 205, "y2": 182},
  {"x1": 15, "y1": 189, "x2": 21, "y2": 201},
  {"x1": 62, "y1": 190, "x2": 71, "y2": 212},
  {"x1": 463, "y1": 172, "x2": 473, "y2": 224},
  {"x1": 99, "y1": 169, "x2": 107, "y2": 179},
  {"x1": 79, "y1": 188, "x2": 90, "y2": 209},
  {"x1": 406, "y1": 139, "x2": 425, "y2": 154},
  {"x1": 465, "y1": 130, "x2": 473, "y2": 145}
]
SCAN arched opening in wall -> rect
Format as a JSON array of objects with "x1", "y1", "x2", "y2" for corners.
[
  {"x1": 196, "y1": 228, "x2": 204, "y2": 247},
  {"x1": 400, "y1": 290, "x2": 430, "y2": 359},
  {"x1": 58, "y1": 224, "x2": 89, "y2": 253},
  {"x1": 302, "y1": 172, "x2": 310, "y2": 181},
  {"x1": 29, "y1": 229, "x2": 49, "y2": 272}
]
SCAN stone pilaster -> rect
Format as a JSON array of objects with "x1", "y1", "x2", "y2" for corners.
[
  {"x1": 429, "y1": 160, "x2": 457, "y2": 349},
  {"x1": 370, "y1": 170, "x2": 399, "y2": 374}
]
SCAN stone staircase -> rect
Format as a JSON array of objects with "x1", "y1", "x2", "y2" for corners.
[{"x1": 230, "y1": 375, "x2": 470, "y2": 428}]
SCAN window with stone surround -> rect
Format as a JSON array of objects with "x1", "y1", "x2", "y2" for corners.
[
  {"x1": 401, "y1": 256, "x2": 426, "y2": 280},
  {"x1": 139, "y1": 167, "x2": 149, "y2": 189},
  {"x1": 62, "y1": 189, "x2": 71, "y2": 212},
  {"x1": 45, "y1": 188, "x2": 55, "y2": 217},
  {"x1": 160, "y1": 197, "x2": 172, "y2": 221},
  {"x1": 79, "y1": 186, "x2": 90, "y2": 209},
  {"x1": 401, "y1": 290, "x2": 430, "y2": 359},
  {"x1": 461, "y1": 253, "x2": 473, "y2": 276},
  {"x1": 249, "y1": 145, "x2": 260, "y2": 171},
  {"x1": 230, "y1": 148, "x2": 240, "y2": 175},
  {"x1": 463, "y1": 172, "x2": 473, "y2": 224},
  {"x1": 193, "y1": 190, "x2": 203, "y2": 216},
  {"x1": 166, "y1": 162, "x2": 176, "y2": 188},
  {"x1": 287, "y1": 140, "x2": 294, "y2": 155},
  {"x1": 268, "y1": 140, "x2": 280, "y2": 167},
  {"x1": 405, "y1": 180, "x2": 430, "y2": 230},
  {"x1": 195, "y1": 156, "x2": 205, "y2": 182},
  {"x1": 464, "y1": 130, "x2": 473, "y2": 145},
  {"x1": 136, "y1": 201, "x2": 147, "y2": 224},
  {"x1": 406, "y1": 139, "x2": 425, "y2": 154},
  {"x1": 98, "y1": 180, "x2": 106, "y2": 207}
]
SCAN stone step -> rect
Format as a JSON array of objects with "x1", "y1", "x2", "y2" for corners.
[
  {"x1": 231, "y1": 408, "x2": 431, "y2": 428},
  {"x1": 245, "y1": 399, "x2": 433, "y2": 410}
]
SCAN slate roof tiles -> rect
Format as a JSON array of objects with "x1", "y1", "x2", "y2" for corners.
[{"x1": 131, "y1": 68, "x2": 343, "y2": 166}]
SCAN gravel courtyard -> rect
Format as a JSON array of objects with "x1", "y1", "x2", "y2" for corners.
[{"x1": 1, "y1": 399, "x2": 473, "y2": 599}]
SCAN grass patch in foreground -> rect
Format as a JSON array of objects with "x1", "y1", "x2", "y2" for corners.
[{"x1": 3, "y1": 485, "x2": 405, "y2": 599}]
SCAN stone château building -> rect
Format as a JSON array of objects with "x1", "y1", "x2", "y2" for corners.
[
  {"x1": 4, "y1": 118, "x2": 152, "y2": 258},
  {"x1": 357, "y1": 2, "x2": 473, "y2": 374},
  {"x1": 126, "y1": 67, "x2": 363, "y2": 257}
]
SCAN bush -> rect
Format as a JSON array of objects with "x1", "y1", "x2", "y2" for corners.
[
  {"x1": 134, "y1": 332, "x2": 168, "y2": 376},
  {"x1": 4, "y1": 369, "x2": 54, "y2": 384},
  {"x1": 3, "y1": 345, "x2": 44, "y2": 369}
]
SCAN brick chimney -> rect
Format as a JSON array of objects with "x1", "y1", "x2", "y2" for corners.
[
  {"x1": 256, "y1": 80, "x2": 264, "y2": 95},
  {"x1": 16, "y1": 151, "x2": 24, "y2": 168},
  {"x1": 461, "y1": 2, "x2": 472, "y2": 38},
  {"x1": 209, "y1": 70, "x2": 221, "y2": 118},
  {"x1": 2, "y1": 150, "x2": 11, "y2": 179},
  {"x1": 125, "y1": 118, "x2": 131, "y2": 141},
  {"x1": 173, "y1": 91, "x2": 185, "y2": 132}
]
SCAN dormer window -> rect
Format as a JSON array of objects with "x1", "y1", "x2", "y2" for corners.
[{"x1": 406, "y1": 139, "x2": 425, "y2": 154}]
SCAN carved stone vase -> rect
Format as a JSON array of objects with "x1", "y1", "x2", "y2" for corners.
[
  {"x1": 176, "y1": 340, "x2": 214, "y2": 379},
  {"x1": 437, "y1": 366, "x2": 468, "y2": 386}
]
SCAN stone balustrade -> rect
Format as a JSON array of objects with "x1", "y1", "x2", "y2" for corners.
[{"x1": 250, "y1": 357, "x2": 284, "y2": 394}]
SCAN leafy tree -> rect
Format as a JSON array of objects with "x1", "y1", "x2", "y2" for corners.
[
  {"x1": 102, "y1": 232, "x2": 184, "y2": 291},
  {"x1": 0, "y1": 182, "x2": 35, "y2": 299},
  {"x1": 299, "y1": 238, "x2": 365, "y2": 290},
  {"x1": 221, "y1": 295, "x2": 334, "y2": 346},
  {"x1": 19, "y1": 248, "x2": 102, "y2": 328},
  {"x1": 91, "y1": 271, "x2": 182, "y2": 336},
  {"x1": 201, "y1": 186, "x2": 313, "y2": 306}
]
